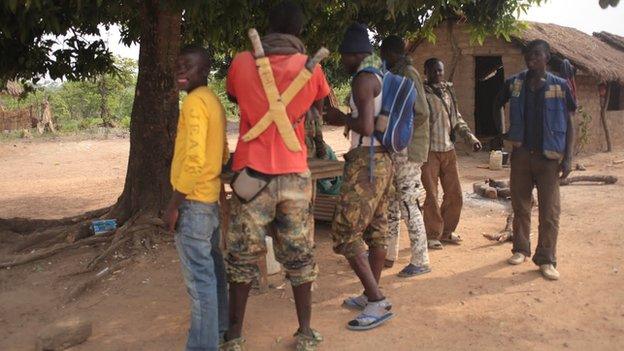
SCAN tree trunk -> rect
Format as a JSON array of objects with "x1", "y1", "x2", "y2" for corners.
[{"x1": 108, "y1": 1, "x2": 181, "y2": 223}]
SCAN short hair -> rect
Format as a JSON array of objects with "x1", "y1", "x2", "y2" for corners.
[
  {"x1": 268, "y1": 1, "x2": 304, "y2": 35},
  {"x1": 380, "y1": 35, "x2": 405, "y2": 55},
  {"x1": 524, "y1": 39, "x2": 551, "y2": 56},
  {"x1": 424, "y1": 57, "x2": 442, "y2": 71},
  {"x1": 180, "y1": 45, "x2": 212, "y2": 68}
]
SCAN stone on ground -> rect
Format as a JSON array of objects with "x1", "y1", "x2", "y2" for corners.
[{"x1": 35, "y1": 316, "x2": 92, "y2": 351}]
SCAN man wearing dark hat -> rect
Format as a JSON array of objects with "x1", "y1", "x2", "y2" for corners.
[{"x1": 325, "y1": 23, "x2": 395, "y2": 331}]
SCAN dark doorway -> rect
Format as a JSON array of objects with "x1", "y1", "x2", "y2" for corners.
[{"x1": 474, "y1": 56, "x2": 505, "y2": 137}]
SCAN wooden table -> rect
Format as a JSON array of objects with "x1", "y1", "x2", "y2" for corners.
[{"x1": 221, "y1": 158, "x2": 344, "y2": 292}]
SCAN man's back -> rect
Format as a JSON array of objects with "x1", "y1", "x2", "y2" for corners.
[{"x1": 227, "y1": 51, "x2": 329, "y2": 174}]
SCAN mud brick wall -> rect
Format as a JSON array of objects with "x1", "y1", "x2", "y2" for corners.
[{"x1": 575, "y1": 75, "x2": 624, "y2": 152}]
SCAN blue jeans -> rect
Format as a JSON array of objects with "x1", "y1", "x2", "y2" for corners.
[{"x1": 175, "y1": 200, "x2": 228, "y2": 351}]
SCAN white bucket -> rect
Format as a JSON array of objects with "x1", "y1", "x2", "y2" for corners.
[
  {"x1": 489, "y1": 150, "x2": 503, "y2": 170},
  {"x1": 265, "y1": 236, "x2": 281, "y2": 275}
]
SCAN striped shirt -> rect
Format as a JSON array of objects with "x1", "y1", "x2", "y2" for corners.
[{"x1": 425, "y1": 82, "x2": 474, "y2": 152}]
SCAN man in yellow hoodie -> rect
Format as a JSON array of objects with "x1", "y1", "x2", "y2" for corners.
[{"x1": 163, "y1": 45, "x2": 228, "y2": 351}]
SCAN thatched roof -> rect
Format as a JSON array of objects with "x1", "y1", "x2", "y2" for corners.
[
  {"x1": 513, "y1": 22, "x2": 624, "y2": 83},
  {"x1": 593, "y1": 31, "x2": 624, "y2": 52}
]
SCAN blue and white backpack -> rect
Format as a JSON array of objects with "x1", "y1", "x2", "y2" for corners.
[{"x1": 360, "y1": 66, "x2": 417, "y2": 153}]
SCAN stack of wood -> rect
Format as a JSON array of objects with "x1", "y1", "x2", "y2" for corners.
[{"x1": 473, "y1": 179, "x2": 511, "y2": 200}]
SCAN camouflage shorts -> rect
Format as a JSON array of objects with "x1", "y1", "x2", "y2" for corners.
[
  {"x1": 225, "y1": 171, "x2": 318, "y2": 287},
  {"x1": 331, "y1": 147, "x2": 394, "y2": 258}
]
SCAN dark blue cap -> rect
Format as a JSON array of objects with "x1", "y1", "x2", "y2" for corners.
[{"x1": 339, "y1": 23, "x2": 373, "y2": 54}]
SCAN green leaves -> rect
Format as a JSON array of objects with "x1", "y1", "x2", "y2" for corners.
[{"x1": 1, "y1": 0, "x2": 547, "y2": 84}]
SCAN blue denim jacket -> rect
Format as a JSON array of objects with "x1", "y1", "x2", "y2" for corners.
[{"x1": 506, "y1": 70, "x2": 575, "y2": 160}]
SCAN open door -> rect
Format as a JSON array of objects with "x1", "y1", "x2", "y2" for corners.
[{"x1": 474, "y1": 56, "x2": 505, "y2": 137}]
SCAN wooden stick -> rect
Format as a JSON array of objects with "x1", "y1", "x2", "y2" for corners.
[
  {"x1": 305, "y1": 48, "x2": 329, "y2": 71},
  {"x1": 560, "y1": 175, "x2": 618, "y2": 186},
  {"x1": 600, "y1": 84, "x2": 612, "y2": 152},
  {"x1": 248, "y1": 28, "x2": 264, "y2": 58}
]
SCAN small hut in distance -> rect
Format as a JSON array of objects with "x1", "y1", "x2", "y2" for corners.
[{"x1": 409, "y1": 21, "x2": 624, "y2": 152}]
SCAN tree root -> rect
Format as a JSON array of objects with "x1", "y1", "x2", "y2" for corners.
[
  {"x1": 2, "y1": 207, "x2": 166, "y2": 303},
  {"x1": 0, "y1": 206, "x2": 111, "y2": 234},
  {"x1": 11, "y1": 225, "x2": 78, "y2": 254},
  {"x1": 0, "y1": 232, "x2": 113, "y2": 268},
  {"x1": 86, "y1": 213, "x2": 164, "y2": 271},
  {"x1": 1, "y1": 208, "x2": 164, "y2": 271},
  {"x1": 66, "y1": 258, "x2": 133, "y2": 302},
  {"x1": 560, "y1": 175, "x2": 618, "y2": 186}
]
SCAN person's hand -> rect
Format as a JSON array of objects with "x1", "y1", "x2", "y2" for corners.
[
  {"x1": 472, "y1": 137, "x2": 482, "y2": 152},
  {"x1": 315, "y1": 140, "x2": 327, "y2": 159},
  {"x1": 560, "y1": 158, "x2": 572, "y2": 180},
  {"x1": 162, "y1": 205, "x2": 179, "y2": 233},
  {"x1": 323, "y1": 106, "x2": 347, "y2": 126}
]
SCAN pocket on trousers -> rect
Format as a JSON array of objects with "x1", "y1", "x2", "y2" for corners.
[{"x1": 177, "y1": 209, "x2": 212, "y2": 241}]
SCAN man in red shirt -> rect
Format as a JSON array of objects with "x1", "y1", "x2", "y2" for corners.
[{"x1": 221, "y1": 2, "x2": 330, "y2": 350}]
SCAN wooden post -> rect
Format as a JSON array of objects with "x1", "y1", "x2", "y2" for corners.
[{"x1": 599, "y1": 83, "x2": 612, "y2": 152}]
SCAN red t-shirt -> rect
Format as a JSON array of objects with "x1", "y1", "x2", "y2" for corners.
[{"x1": 227, "y1": 51, "x2": 330, "y2": 174}]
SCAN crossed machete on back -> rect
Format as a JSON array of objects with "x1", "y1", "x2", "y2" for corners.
[{"x1": 242, "y1": 28, "x2": 329, "y2": 152}]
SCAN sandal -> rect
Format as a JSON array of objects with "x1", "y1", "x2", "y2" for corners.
[
  {"x1": 397, "y1": 264, "x2": 431, "y2": 278},
  {"x1": 219, "y1": 336, "x2": 246, "y2": 351},
  {"x1": 347, "y1": 299, "x2": 395, "y2": 331},
  {"x1": 427, "y1": 239, "x2": 443, "y2": 250},
  {"x1": 343, "y1": 294, "x2": 368, "y2": 310},
  {"x1": 294, "y1": 329, "x2": 323, "y2": 351},
  {"x1": 343, "y1": 294, "x2": 392, "y2": 310},
  {"x1": 441, "y1": 233, "x2": 462, "y2": 245}
]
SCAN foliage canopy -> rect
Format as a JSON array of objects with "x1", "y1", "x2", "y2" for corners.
[{"x1": 1, "y1": 0, "x2": 545, "y2": 84}]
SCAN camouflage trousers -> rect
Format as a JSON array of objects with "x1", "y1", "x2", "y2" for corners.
[
  {"x1": 331, "y1": 147, "x2": 394, "y2": 258},
  {"x1": 387, "y1": 150, "x2": 430, "y2": 267},
  {"x1": 225, "y1": 171, "x2": 318, "y2": 287}
]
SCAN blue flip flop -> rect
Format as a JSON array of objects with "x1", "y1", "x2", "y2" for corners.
[
  {"x1": 343, "y1": 295, "x2": 393, "y2": 311},
  {"x1": 397, "y1": 264, "x2": 431, "y2": 278},
  {"x1": 347, "y1": 311, "x2": 394, "y2": 331}
]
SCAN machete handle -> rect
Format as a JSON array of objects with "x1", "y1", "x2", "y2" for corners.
[
  {"x1": 248, "y1": 28, "x2": 265, "y2": 58},
  {"x1": 305, "y1": 47, "x2": 329, "y2": 71}
]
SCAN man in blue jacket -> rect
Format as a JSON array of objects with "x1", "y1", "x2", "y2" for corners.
[{"x1": 494, "y1": 39, "x2": 576, "y2": 280}]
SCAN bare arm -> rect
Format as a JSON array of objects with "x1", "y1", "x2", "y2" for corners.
[
  {"x1": 324, "y1": 106, "x2": 347, "y2": 126},
  {"x1": 349, "y1": 72, "x2": 380, "y2": 136}
]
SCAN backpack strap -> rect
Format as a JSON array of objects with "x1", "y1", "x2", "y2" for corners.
[
  {"x1": 241, "y1": 29, "x2": 329, "y2": 152},
  {"x1": 358, "y1": 66, "x2": 383, "y2": 79}
]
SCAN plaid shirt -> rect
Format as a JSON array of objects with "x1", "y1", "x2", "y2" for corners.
[{"x1": 425, "y1": 82, "x2": 475, "y2": 152}]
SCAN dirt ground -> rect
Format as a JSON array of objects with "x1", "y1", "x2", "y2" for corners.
[{"x1": 1, "y1": 128, "x2": 623, "y2": 351}]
